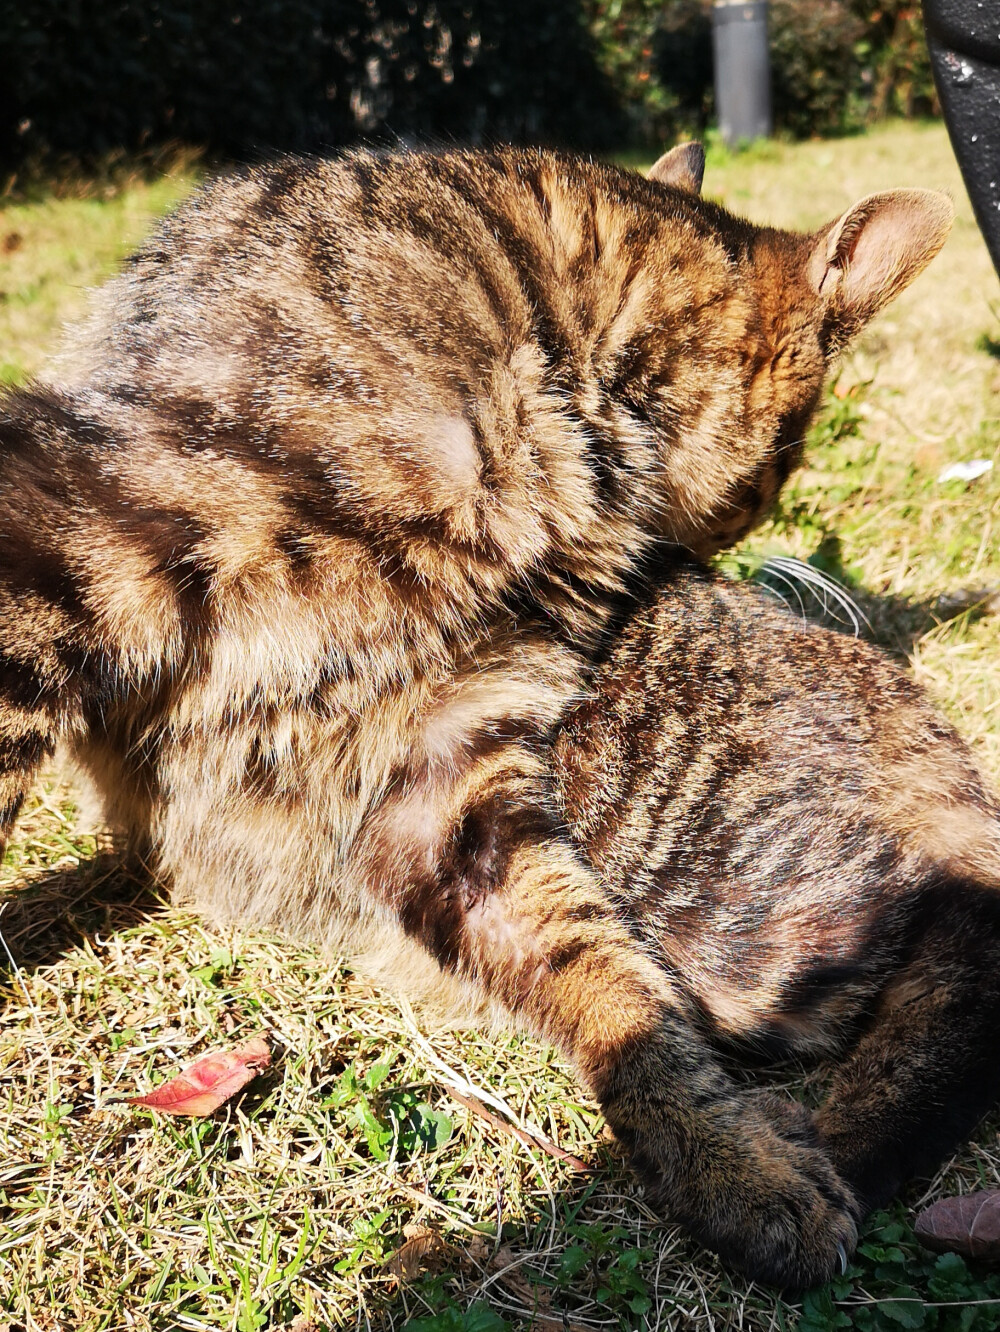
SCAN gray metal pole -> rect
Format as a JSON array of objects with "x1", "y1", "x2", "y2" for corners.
[{"x1": 713, "y1": 1, "x2": 773, "y2": 147}]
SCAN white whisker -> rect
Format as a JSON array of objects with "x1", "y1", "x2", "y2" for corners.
[
  {"x1": 756, "y1": 582, "x2": 796, "y2": 615},
  {"x1": 754, "y1": 562, "x2": 809, "y2": 621},
  {"x1": 757, "y1": 556, "x2": 871, "y2": 636}
]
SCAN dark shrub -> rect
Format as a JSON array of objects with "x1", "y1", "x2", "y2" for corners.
[
  {"x1": 855, "y1": 1, "x2": 938, "y2": 120},
  {"x1": 0, "y1": 0, "x2": 940, "y2": 177},
  {"x1": 770, "y1": 0, "x2": 868, "y2": 137},
  {"x1": 583, "y1": 0, "x2": 937, "y2": 146},
  {"x1": 0, "y1": 1, "x2": 625, "y2": 175},
  {"x1": 583, "y1": 0, "x2": 713, "y2": 145}
]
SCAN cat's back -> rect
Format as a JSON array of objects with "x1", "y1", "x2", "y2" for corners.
[
  {"x1": 66, "y1": 153, "x2": 525, "y2": 414},
  {"x1": 557, "y1": 566, "x2": 909, "y2": 859},
  {"x1": 68, "y1": 148, "x2": 732, "y2": 404},
  {"x1": 555, "y1": 566, "x2": 1000, "y2": 1049},
  {"x1": 558, "y1": 567, "x2": 1000, "y2": 961}
]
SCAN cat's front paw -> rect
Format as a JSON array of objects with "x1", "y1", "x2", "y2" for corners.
[
  {"x1": 714, "y1": 1136, "x2": 859, "y2": 1289},
  {"x1": 629, "y1": 1110, "x2": 860, "y2": 1289}
]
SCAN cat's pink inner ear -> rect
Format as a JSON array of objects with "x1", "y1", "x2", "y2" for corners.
[
  {"x1": 809, "y1": 189, "x2": 954, "y2": 329},
  {"x1": 647, "y1": 142, "x2": 705, "y2": 195}
]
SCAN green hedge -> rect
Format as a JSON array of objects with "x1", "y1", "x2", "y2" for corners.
[
  {"x1": 1, "y1": 1, "x2": 938, "y2": 177},
  {"x1": 585, "y1": 0, "x2": 937, "y2": 143}
]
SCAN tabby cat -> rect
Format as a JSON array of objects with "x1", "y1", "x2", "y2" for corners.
[
  {"x1": 0, "y1": 143, "x2": 951, "y2": 1287},
  {"x1": 556, "y1": 559, "x2": 1000, "y2": 1276}
]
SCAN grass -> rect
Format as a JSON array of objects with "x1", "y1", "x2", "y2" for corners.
[
  {"x1": 1, "y1": 120, "x2": 1000, "y2": 1331},
  {"x1": 0, "y1": 165, "x2": 197, "y2": 387}
]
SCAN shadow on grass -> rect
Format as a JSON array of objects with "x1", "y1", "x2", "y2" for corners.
[
  {"x1": 0, "y1": 851, "x2": 164, "y2": 974},
  {"x1": 751, "y1": 530, "x2": 1000, "y2": 661}
]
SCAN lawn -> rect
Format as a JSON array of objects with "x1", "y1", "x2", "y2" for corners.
[{"x1": 2, "y1": 120, "x2": 1000, "y2": 1332}]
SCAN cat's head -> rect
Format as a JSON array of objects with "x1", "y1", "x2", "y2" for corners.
[{"x1": 621, "y1": 143, "x2": 953, "y2": 558}]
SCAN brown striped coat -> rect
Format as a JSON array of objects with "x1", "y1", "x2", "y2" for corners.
[{"x1": 0, "y1": 144, "x2": 951, "y2": 1286}]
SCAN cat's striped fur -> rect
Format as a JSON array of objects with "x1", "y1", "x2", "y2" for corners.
[
  {"x1": 557, "y1": 561, "x2": 1000, "y2": 1226},
  {"x1": 0, "y1": 144, "x2": 951, "y2": 1286}
]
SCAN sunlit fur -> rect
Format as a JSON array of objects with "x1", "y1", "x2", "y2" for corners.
[
  {"x1": 0, "y1": 146, "x2": 951, "y2": 1288},
  {"x1": 557, "y1": 561, "x2": 1000, "y2": 1236}
]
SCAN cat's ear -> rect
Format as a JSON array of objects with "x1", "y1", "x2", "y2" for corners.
[
  {"x1": 647, "y1": 142, "x2": 705, "y2": 194},
  {"x1": 809, "y1": 189, "x2": 954, "y2": 337}
]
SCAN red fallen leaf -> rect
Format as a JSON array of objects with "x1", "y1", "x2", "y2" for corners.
[
  {"x1": 915, "y1": 1190, "x2": 1000, "y2": 1260},
  {"x1": 129, "y1": 1036, "x2": 271, "y2": 1117}
]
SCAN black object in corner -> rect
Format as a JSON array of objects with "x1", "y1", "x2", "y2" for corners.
[{"x1": 924, "y1": 0, "x2": 1000, "y2": 277}]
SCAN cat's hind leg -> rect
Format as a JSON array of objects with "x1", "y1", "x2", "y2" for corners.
[
  {"x1": 372, "y1": 707, "x2": 859, "y2": 1288},
  {"x1": 0, "y1": 393, "x2": 90, "y2": 852},
  {"x1": 816, "y1": 879, "x2": 1000, "y2": 1212},
  {"x1": 0, "y1": 386, "x2": 180, "y2": 859}
]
